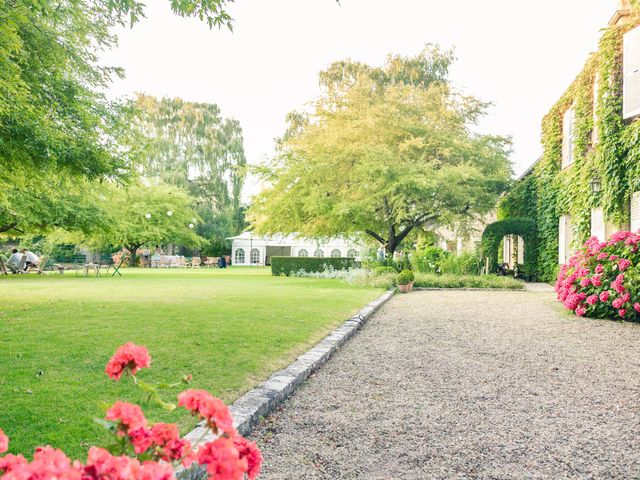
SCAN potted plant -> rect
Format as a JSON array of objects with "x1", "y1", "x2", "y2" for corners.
[{"x1": 396, "y1": 269, "x2": 415, "y2": 293}]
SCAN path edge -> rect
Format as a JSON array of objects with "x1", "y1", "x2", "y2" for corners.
[{"x1": 179, "y1": 288, "x2": 394, "y2": 474}]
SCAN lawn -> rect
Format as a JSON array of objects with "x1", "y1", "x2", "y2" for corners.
[{"x1": 0, "y1": 268, "x2": 382, "y2": 458}]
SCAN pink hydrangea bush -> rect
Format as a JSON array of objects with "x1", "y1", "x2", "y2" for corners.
[
  {"x1": 556, "y1": 231, "x2": 640, "y2": 320},
  {"x1": 0, "y1": 343, "x2": 262, "y2": 480}
]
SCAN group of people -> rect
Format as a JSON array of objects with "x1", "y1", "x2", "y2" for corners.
[{"x1": 4, "y1": 248, "x2": 40, "y2": 273}]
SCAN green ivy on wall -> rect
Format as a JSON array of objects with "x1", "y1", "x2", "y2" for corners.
[
  {"x1": 481, "y1": 218, "x2": 537, "y2": 280},
  {"x1": 499, "y1": 12, "x2": 640, "y2": 282}
]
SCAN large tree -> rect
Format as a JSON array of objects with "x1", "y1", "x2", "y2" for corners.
[
  {"x1": 136, "y1": 95, "x2": 247, "y2": 253},
  {"x1": 250, "y1": 46, "x2": 512, "y2": 254},
  {"x1": 0, "y1": 0, "x2": 234, "y2": 234}
]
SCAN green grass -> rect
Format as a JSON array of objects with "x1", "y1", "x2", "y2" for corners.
[
  {"x1": 413, "y1": 273, "x2": 525, "y2": 289},
  {"x1": 0, "y1": 268, "x2": 382, "y2": 458}
]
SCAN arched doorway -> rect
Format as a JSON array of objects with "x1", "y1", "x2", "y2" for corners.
[{"x1": 481, "y1": 218, "x2": 537, "y2": 280}]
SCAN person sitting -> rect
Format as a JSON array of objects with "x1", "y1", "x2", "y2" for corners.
[
  {"x1": 21, "y1": 249, "x2": 40, "y2": 271},
  {"x1": 6, "y1": 249, "x2": 23, "y2": 273}
]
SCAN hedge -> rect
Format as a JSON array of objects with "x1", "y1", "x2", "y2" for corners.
[{"x1": 271, "y1": 256, "x2": 359, "y2": 276}]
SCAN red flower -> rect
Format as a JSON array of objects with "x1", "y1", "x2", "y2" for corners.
[
  {"x1": 0, "y1": 454, "x2": 27, "y2": 474},
  {"x1": 618, "y1": 258, "x2": 632, "y2": 271},
  {"x1": 599, "y1": 290, "x2": 610, "y2": 302},
  {"x1": 586, "y1": 295, "x2": 598, "y2": 306},
  {"x1": 85, "y1": 447, "x2": 141, "y2": 480},
  {"x1": 0, "y1": 428, "x2": 8, "y2": 454},
  {"x1": 106, "y1": 402, "x2": 148, "y2": 434},
  {"x1": 140, "y1": 461, "x2": 175, "y2": 480},
  {"x1": 149, "y1": 423, "x2": 192, "y2": 463},
  {"x1": 634, "y1": 302, "x2": 640, "y2": 313},
  {"x1": 619, "y1": 309, "x2": 627, "y2": 317},
  {"x1": 232, "y1": 436, "x2": 262, "y2": 480},
  {"x1": 196, "y1": 438, "x2": 247, "y2": 480},
  {"x1": 177, "y1": 390, "x2": 235, "y2": 434},
  {"x1": 129, "y1": 428, "x2": 153, "y2": 454},
  {"x1": 105, "y1": 343, "x2": 151, "y2": 380}
]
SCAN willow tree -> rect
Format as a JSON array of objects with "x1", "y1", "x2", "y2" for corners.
[
  {"x1": 135, "y1": 95, "x2": 247, "y2": 253},
  {"x1": 250, "y1": 46, "x2": 512, "y2": 254}
]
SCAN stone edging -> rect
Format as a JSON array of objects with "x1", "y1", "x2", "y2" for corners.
[{"x1": 181, "y1": 289, "x2": 394, "y2": 454}]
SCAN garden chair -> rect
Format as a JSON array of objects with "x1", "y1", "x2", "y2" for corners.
[
  {"x1": 159, "y1": 256, "x2": 171, "y2": 268},
  {"x1": 203, "y1": 256, "x2": 215, "y2": 268},
  {"x1": 28, "y1": 255, "x2": 49, "y2": 274},
  {"x1": 191, "y1": 257, "x2": 201, "y2": 268},
  {"x1": 98, "y1": 254, "x2": 113, "y2": 277},
  {"x1": 0, "y1": 257, "x2": 7, "y2": 275}
]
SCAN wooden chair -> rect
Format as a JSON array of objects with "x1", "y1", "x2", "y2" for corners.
[
  {"x1": 28, "y1": 255, "x2": 49, "y2": 274},
  {"x1": 190, "y1": 257, "x2": 201, "y2": 268}
]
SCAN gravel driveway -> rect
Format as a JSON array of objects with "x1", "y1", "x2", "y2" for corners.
[{"x1": 250, "y1": 290, "x2": 640, "y2": 479}]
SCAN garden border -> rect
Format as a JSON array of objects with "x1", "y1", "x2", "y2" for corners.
[
  {"x1": 413, "y1": 287, "x2": 526, "y2": 292},
  {"x1": 180, "y1": 288, "x2": 394, "y2": 470}
]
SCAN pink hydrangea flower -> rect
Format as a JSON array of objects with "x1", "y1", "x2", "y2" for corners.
[
  {"x1": 634, "y1": 303, "x2": 640, "y2": 313},
  {"x1": 579, "y1": 277, "x2": 591, "y2": 287},
  {"x1": 619, "y1": 309, "x2": 627, "y2": 317},
  {"x1": 618, "y1": 259, "x2": 631, "y2": 271},
  {"x1": 597, "y1": 252, "x2": 609, "y2": 261},
  {"x1": 586, "y1": 295, "x2": 598, "y2": 306},
  {"x1": 0, "y1": 428, "x2": 8, "y2": 454},
  {"x1": 575, "y1": 305, "x2": 587, "y2": 317},
  {"x1": 599, "y1": 290, "x2": 611, "y2": 302},
  {"x1": 595, "y1": 264, "x2": 604, "y2": 274}
]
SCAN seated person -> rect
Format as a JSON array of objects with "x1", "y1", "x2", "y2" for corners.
[
  {"x1": 6, "y1": 249, "x2": 23, "y2": 273},
  {"x1": 21, "y1": 248, "x2": 40, "y2": 271}
]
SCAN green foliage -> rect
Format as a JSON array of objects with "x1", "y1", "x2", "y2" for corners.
[
  {"x1": 271, "y1": 257, "x2": 359, "y2": 276},
  {"x1": 396, "y1": 269, "x2": 415, "y2": 285},
  {"x1": 250, "y1": 46, "x2": 512, "y2": 255},
  {"x1": 481, "y1": 218, "x2": 537, "y2": 279},
  {"x1": 499, "y1": 15, "x2": 640, "y2": 282},
  {"x1": 410, "y1": 246, "x2": 449, "y2": 273},
  {"x1": 373, "y1": 266, "x2": 397, "y2": 276},
  {"x1": 412, "y1": 273, "x2": 524, "y2": 290},
  {"x1": 438, "y1": 251, "x2": 482, "y2": 276}
]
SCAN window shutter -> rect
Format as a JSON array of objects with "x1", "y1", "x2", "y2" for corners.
[
  {"x1": 503, "y1": 236, "x2": 510, "y2": 264},
  {"x1": 559, "y1": 216, "x2": 566, "y2": 264},
  {"x1": 631, "y1": 192, "x2": 640, "y2": 232},
  {"x1": 517, "y1": 236, "x2": 524, "y2": 264},
  {"x1": 562, "y1": 108, "x2": 574, "y2": 168},
  {"x1": 624, "y1": 25, "x2": 640, "y2": 119},
  {"x1": 591, "y1": 208, "x2": 605, "y2": 241}
]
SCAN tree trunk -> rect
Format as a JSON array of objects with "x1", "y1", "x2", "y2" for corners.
[{"x1": 127, "y1": 245, "x2": 140, "y2": 267}]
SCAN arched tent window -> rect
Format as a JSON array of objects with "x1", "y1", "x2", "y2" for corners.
[
  {"x1": 250, "y1": 248, "x2": 260, "y2": 264},
  {"x1": 298, "y1": 249, "x2": 308, "y2": 257},
  {"x1": 347, "y1": 248, "x2": 358, "y2": 258},
  {"x1": 314, "y1": 249, "x2": 324, "y2": 258},
  {"x1": 235, "y1": 248, "x2": 245, "y2": 264},
  {"x1": 330, "y1": 249, "x2": 341, "y2": 258}
]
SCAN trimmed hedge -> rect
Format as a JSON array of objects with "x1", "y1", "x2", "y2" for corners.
[{"x1": 271, "y1": 256, "x2": 359, "y2": 276}]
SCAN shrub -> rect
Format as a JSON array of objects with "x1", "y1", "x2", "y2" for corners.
[
  {"x1": 555, "y1": 232, "x2": 640, "y2": 320},
  {"x1": 271, "y1": 256, "x2": 358, "y2": 276},
  {"x1": 397, "y1": 269, "x2": 415, "y2": 285},
  {"x1": 373, "y1": 266, "x2": 397, "y2": 276},
  {"x1": 438, "y1": 251, "x2": 482, "y2": 275},
  {"x1": 411, "y1": 246, "x2": 449, "y2": 273},
  {"x1": 0, "y1": 342, "x2": 263, "y2": 480},
  {"x1": 413, "y1": 273, "x2": 524, "y2": 289}
]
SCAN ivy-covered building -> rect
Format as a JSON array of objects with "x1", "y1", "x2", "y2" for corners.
[{"x1": 496, "y1": 0, "x2": 640, "y2": 282}]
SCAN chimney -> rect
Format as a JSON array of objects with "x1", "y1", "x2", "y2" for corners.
[{"x1": 610, "y1": 0, "x2": 632, "y2": 25}]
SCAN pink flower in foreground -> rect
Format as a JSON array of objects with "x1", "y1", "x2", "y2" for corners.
[
  {"x1": 105, "y1": 342, "x2": 151, "y2": 380},
  {"x1": 150, "y1": 423, "x2": 192, "y2": 463},
  {"x1": 599, "y1": 291, "x2": 611, "y2": 302},
  {"x1": 0, "y1": 428, "x2": 8, "y2": 454},
  {"x1": 233, "y1": 436, "x2": 262, "y2": 480},
  {"x1": 595, "y1": 264, "x2": 604, "y2": 274},
  {"x1": 634, "y1": 302, "x2": 640, "y2": 313},
  {"x1": 592, "y1": 275, "x2": 603, "y2": 287},
  {"x1": 619, "y1": 309, "x2": 627, "y2": 317},
  {"x1": 85, "y1": 447, "x2": 142, "y2": 480},
  {"x1": 586, "y1": 295, "x2": 598, "y2": 306},
  {"x1": 129, "y1": 427, "x2": 153, "y2": 454},
  {"x1": 597, "y1": 252, "x2": 609, "y2": 261},
  {"x1": 140, "y1": 461, "x2": 175, "y2": 480},
  {"x1": 196, "y1": 438, "x2": 247, "y2": 480},
  {"x1": 106, "y1": 402, "x2": 148, "y2": 434},
  {"x1": 0, "y1": 454, "x2": 28, "y2": 474},
  {"x1": 579, "y1": 277, "x2": 591, "y2": 287},
  {"x1": 178, "y1": 390, "x2": 235, "y2": 434},
  {"x1": 612, "y1": 298, "x2": 625, "y2": 309}
]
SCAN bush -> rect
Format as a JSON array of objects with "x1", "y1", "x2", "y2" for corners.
[
  {"x1": 555, "y1": 232, "x2": 640, "y2": 320},
  {"x1": 438, "y1": 251, "x2": 482, "y2": 275},
  {"x1": 373, "y1": 266, "x2": 397, "y2": 276},
  {"x1": 411, "y1": 246, "x2": 449, "y2": 273},
  {"x1": 271, "y1": 256, "x2": 359, "y2": 276},
  {"x1": 397, "y1": 269, "x2": 415, "y2": 285},
  {"x1": 413, "y1": 273, "x2": 524, "y2": 289}
]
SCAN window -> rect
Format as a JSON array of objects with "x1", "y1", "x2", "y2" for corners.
[
  {"x1": 562, "y1": 107, "x2": 575, "y2": 168},
  {"x1": 346, "y1": 248, "x2": 358, "y2": 258},
  {"x1": 559, "y1": 215, "x2": 572, "y2": 264},
  {"x1": 631, "y1": 192, "x2": 640, "y2": 232},
  {"x1": 591, "y1": 207, "x2": 605, "y2": 241},
  {"x1": 298, "y1": 249, "x2": 308, "y2": 257},
  {"x1": 234, "y1": 248, "x2": 245, "y2": 264},
  {"x1": 330, "y1": 249, "x2": 341, "y2": 258},
  {"x1": 624, "y1": 25, "x2": 640, "y2": 119},
  {"x1": 250, "y1": 248, "x2": 260, "y2": 264},
  {"x1": 313, "y1": 249, "x2": 324, "y2": 258}
]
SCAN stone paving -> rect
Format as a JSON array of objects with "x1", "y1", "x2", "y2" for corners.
[{"x1": 250, "y1": 290, "x2": 640, "y2": 479}]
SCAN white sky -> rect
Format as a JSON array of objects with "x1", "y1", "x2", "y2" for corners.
[{"x1": 103, "y1": 0, "x2": 616, "y2": 200}]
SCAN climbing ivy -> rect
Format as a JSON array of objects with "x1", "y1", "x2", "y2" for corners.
[
  {"x1": 500, "y1": 11, "x2": 640, "y2": 282},
  {"x1": 481, "y1": 218, "x2": 537, "y2": 280}
]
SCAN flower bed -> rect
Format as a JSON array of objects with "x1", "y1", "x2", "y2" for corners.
[
  {"x1": 556, "y1": 231, "x2": 640, "y2": 320},
  {"x1": 0, "y1": 342, "x2": 262, "y2": 480}
]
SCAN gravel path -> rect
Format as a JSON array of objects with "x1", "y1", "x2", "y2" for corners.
[{"x1": 250, "y1": 291, "x2": 640, "y2": 479}]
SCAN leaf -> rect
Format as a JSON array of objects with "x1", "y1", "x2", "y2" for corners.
[{"x1": 93, "y1": 418, "x2": 117, "y2": 433}]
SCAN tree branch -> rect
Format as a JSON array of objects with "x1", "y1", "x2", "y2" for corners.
[{"x1": 364, "y1": 229, "x2": 387, "y2": 246}]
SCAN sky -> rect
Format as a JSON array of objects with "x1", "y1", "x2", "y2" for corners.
[{"x1": 102, "y1": 0, "x2": 616, "y2": 200}]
